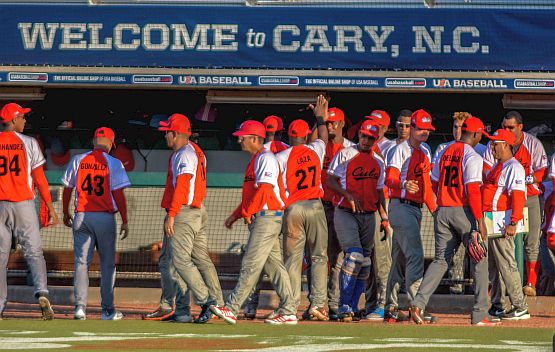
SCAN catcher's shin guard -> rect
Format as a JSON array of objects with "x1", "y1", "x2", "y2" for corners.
[
  {"x1": 339, "y1": 248, "x2": 364, "y2": 307},
  {"x1": 351, "y1": 256, "x2": 371, "y2": 310}
]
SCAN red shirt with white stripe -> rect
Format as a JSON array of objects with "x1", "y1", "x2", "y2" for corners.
[
  {"x1": 321, "y1": 138, "x2": 355, "y2": 203},
  {"x1": 328, "y1": 146, "x2": 385, "y2": 212},
  {"x1": 386, "y1": 140, "x2": 433, "y2": 205},
  {"x1": 432, "y1": 141, "x2": 483, "y2": 207},
  {"x1": 62, "y1": 149, "x2": 130, "y2": 212},
  {"x1": 276, "y1": 139, "x2": 325, "y2": 207},
  {"x1": 483, "y1": 132, "x2": 547, "y2": 196},
  {"x1": 264, "y1": 140, "x2": 289, "y2": 154},
  {"x1": 161, "y1": 142, "x2": 206, "y2": 211},
  {"x1": 482, "y1": 157, "x2": 526, "y2": 212},
  {"x1": 0, "y1": 131, "x2": 45, "y2": 202}
]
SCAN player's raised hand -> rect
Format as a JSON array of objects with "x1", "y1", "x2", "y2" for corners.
[{"x1": 309, "y1": 95, "x2": 328, "y2": 121}]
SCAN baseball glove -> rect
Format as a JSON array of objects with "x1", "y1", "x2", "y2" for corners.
[{"x1": 466, "y1": 230, "x2": 487, "y2": 263}]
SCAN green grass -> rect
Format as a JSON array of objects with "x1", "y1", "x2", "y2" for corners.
[{"x1": 0, "y1": 320, "x2": 553, "y2": 351}]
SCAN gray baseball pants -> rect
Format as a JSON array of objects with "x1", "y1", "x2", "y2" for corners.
[
  {"x1": 73, "y1": 212, "x2": 117, "y2": 310},
  {"x1": 489, "y1": 237, "x2": 527, "y2": 311},
  {"x1": 365, "y1": 207, "x2": 392, "y2": 311},
  {"x1": 169, "y1": 206, "x2": 222, "y2": 308},
  {"x1": 0, "y1": 200, "x2": 48, "y2": 313},
  {"x1": 413, "y1": 206, "x2": 489, "y2": 324},
  {"x1": 158, "y1": 233, "x2": 190, "y2": 313},
  {"x1": 283, "y1": 199, "x2": 328, "y2": 309},
  {"x1": 525, "y1": 195, "x2": 541, "y2": 263},
  {"x1": 385, "y1": 199, "x2": 423, "y2": 310},
  {"x1": 323, "y1": 201, "x2": 342, "y2": 311}
]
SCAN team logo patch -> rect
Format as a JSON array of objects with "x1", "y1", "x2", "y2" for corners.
[{"x1": 264, "y1": 171, "x2": 273, "y2": 177}]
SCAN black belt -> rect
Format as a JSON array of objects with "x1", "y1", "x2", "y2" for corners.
[
  {"x1": 322, "y1": 201, "x2": 333, "y2": 206},
  {"x1": 337, "y1": 206, "x2": 375, "y2": 215},
  {"x1": 399, "y1": 199, "x2": 423, "y2": 208}
]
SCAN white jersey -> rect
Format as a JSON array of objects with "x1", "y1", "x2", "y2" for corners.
[
  {"x1": 376, "y1": 137, "x2": 396, "y2": 159},
  {"x1": 169, "y1": 143, "x2": 205, "y2": 205}
]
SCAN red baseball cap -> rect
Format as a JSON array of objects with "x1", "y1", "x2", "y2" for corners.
[
  {"x1": 288, "y1": 119, "x2": 311, "y2": 138},
  {"x1": 158, "y1": 113, "x2": 192, "y2": 135},
  {"x1": 0, "y1": 103, "x2": 31, "y2": 123},
  {"x1": 547, "y1": 232, "x2": 555, "y2": 251},
  {"x1": 94, "y1": 127, "x2": 116, "y2": 147},
  {"x1": 327, "y1": 107, "x2": 345, "y2": 122},
  {"x1": 365, "y1": 110, "x2": 390, "y2": 127},
  {"x1": 411, "y1": 109, "x2": 435, "y2": 131},
  {"x1": 263, "y1": 115, "x2": 284, "y2": 133},
  {"x1": 232, "y1": 120, "x2": 266, "y2": 138},
  {"x1": 462, "y1": 116, "x2": 489, "y2": 136},
  {"x1": 359, "y1": 120, "x2": 379, "y2": 139},
  {"x1": 487, "y1": 129, "x2": 516, "y2": 146}
]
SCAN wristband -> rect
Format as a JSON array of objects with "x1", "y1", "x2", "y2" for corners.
[{"x1": 316, "y1": 116, "x2": 326, "y2": 126}]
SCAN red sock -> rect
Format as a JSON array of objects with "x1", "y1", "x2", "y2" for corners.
[{"x1": 526, "y1": 261, "x2": 539, "y2": 287}]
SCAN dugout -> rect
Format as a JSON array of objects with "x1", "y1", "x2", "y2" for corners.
[{"x1": 2, "y1": 0, "x2": 555, "y2": 292}]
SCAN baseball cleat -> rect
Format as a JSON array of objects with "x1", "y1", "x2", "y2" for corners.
[
  {"x1": 142, "y1": 307, "x2": 174, "y2": 321},
  {"x1": 308, "y1": 306, "x2": 329, "y2": 321},
  {"x1": 328, "y1": 308, "x2": 339, "y2": 321},
  {"x1": 338, "y1": 305, "x2": 354, "y2": 323},
  {"x1": 38, "y1": 296, "x2": 54, "y2": 321},
  {"x1": 364, "y1": 307, "x2": 385, "y2": 320},
  {"x1": 210, "y1": 305, "x2": 237, "y2": 325},
  {"x1": 243, "y1": 305, "x2": 257, "y2": 320},
  {"x1": 488, "y1": 306, "x2": 506, "y2": 318},
  {"x1": 264, "y1": 314, "x2": 298, "y2": 325},
  {"x1": 500, "y1": 307, "x2": 530, "y2": 320},
  {"x1": 522, "y1": 284, "x2": 536, "y2": 297},
  {"x1": 74, "y1": 306, "x2": 86, "y2": 320},
  {"x1": 194, "y1": 304, "x2": 212, "y2": 324},
  {"x1": 101, "y1": 310, "x2": 123, "y2": 320},
  {"x1": 408, "y1": 306, "x2": 424, "y2": 325},
  {"x1": 384, "y1": 308, "x2": 409, "y2": 323},
  {"x1": 166, "y1": 314, "x2": 192, "y2": 323}
]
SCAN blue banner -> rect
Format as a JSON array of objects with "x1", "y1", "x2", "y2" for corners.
[{"x1": 0, "y1": 4, "x2": 554, "y2": 72}]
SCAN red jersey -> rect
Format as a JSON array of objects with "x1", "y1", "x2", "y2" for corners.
[
  {"x1": 432, "y1": 141, "x2": 483, "y2": 207},
  {"x1": 276, "y1": 139, "x2": 325, "y2": 207},
  {"x1": 321, "y1": 138, "x2": 355, "y2": 202},
  {"x1": 387, "y1": 140, "x2": 433, "y2": 204},
  {"x1": 482, "y1": 158, "x2": 526, "y2": 212},
  {"x1": 484, "y1": 132, "x2": 547, "y2": 196},
  {"x1": 328, "y1": 146, "x2": 385, "y2": 212},
  {"x1": 264, "y1": 140, "x2": 289, "y2": 154},
  {"x1": 0, "y1": 131, "x2": 45, "y2": 202},
  {"x1": 161, "y1": 142, "x2": 206, "y2": 210},
  {"x1": 62, "y1": 149, "x2": 130, "y2": 213}
]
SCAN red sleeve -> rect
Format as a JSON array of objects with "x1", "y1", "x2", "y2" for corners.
[
  {"x1": 483, "y1": 162, "x2": 492, "y2": 177},
  {"x1": 534, "y1": 168, "x2": 547, "y2": 183},
  {"x1": 243, "y1": 183, "x2": 274, "y2": 218},
  {"x1": 386, "y1": 167, "x2": 402, "y2": 190},
  {"x1": 551, "y1": 180, "x2": 555, "y2": 207},
  {"x1": 31, "y1": 166, "x2": 52, "y2": 203},
  {"x1": 167, "y1": 174, "x2": 192, "y2": 217},
  {"x1": 231, "y1": 203, "x2": 242, "y2": 218},
  {"x1": 510, "y1": 190, "x2": 526, "y2": 223},
  {"x1": 62, "y1": 187, "x2": 72, "y2": 216},
  {"x1": 112, "y1": 189, "x2": 128, "y2": 224},
  {"x1": 466, "y1": 182, "x2": 483, "y2": 220}
]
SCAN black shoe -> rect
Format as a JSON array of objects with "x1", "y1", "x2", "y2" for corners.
[
  {"x1": 488, "y1": 306, "x2": 505, "y2": 318},
  {"x1": 329, "y1": 308, "x2": 339, "y2": 321},
  {"x1": 422, "y1": 310, "x2": 438, "y2": 324},
  {"x1": 301, "y1": 309, "x2": 312, "y2": 321},
  {"x1": 500, "y1": 307, "x2": 530, "y2": 320},
  {"x1": 142, "y1": 307, "x2": 175, "y2": 321},
  {"x1": 384, "y1": 308, "x2": 409, "y2": 323},
  {"x1": 194, "y1": 304, "x2": 212, "y2": 324}
]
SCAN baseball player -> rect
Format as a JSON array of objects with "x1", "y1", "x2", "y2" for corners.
[
  {"x1": 483, "y1": 111, "x2": 547, "y2": 297},
  {"x1": 263, "y1": 115, "x2": 289, "y2": 153},
  {"x1": 327, "y1": 120, "x2": 388, "y2": 322},
  {"x1": 309, "y1": 106, "x2": 354, "y2": 320},
  {"x1": 387, "y1": 110, "x2": 412, "y2": 156},
  {"x1": 363, "y1": 110, "x2": 395, "y2": 320},
  {"x1": 383, "y1": 110, "x2": 436, "y2": 323},
  {"x1": 432, "y1": 112, "x2": 487, "y2": 295},
  {"x1": 0, "y1": 103, "x2": 58, "y2": 320},
  {"x1": 483, "y1": 129, "x2": 530, "y2": 320},
  {"x1": 410, "y1": 117, "x2": 496, "y2": 326},
  {"x1": 243, "y1": 114, "x2": 289, "y2": 320},
  {"x1": 211, "y1": 120, "x2": 296, "y2": 325},
  {"x1": 159, "y1": 114, "x2": 223, "y2": 324},
  {"x1": 276, "y1": 98, "x2": 329, "y2": 321},
  {"x1": 62, "y1": 127, "x2": 129, "y2": 320},
  {"x1": 540, "y1": 155, "x2": 555, "y2": 294}
]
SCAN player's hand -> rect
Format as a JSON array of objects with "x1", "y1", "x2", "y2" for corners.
[
  {"x1": 244, "y1": 216, "x2": 252, "y2": 225},
  {"x1": 345, "y1": 192, "x2": 363, "y2": 213},
  {"x1": 504, "y1": 223, "x2": 517, "y2": 238},
  {"x1": 308, "y1": 95, "x2": 329, "y2": 121},
  {"x1": 224, "y1": 214, "x2": 240, "y2": 229},
  {"x1": 404, "y1": 180, "x2": 420, "y2": 194},
  {"x1": 63, "y1": 213, "x2": 73, "y2": 228},
  {"x1": 120, "y1": 223, "x2": 129, "y2": 240},
  {"x1": 48, "y1": 207, "x2": 60, "y2": 226},
  {"x1": 380, "y1": 219, "x2": 393, "y2": 241},
  {"x1": 478, "y1": 218, "x2": 488, "y2": 242},
  {"x1": 164, "y1": 216, "x2": 175, "y2": 237}
]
